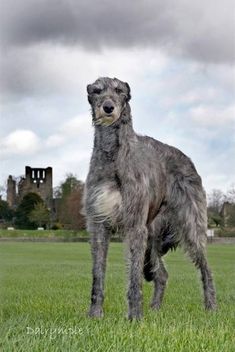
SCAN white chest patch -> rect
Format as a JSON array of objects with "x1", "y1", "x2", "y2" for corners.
[{"x1": 92, "y1": 184, "x2": 122, "y2": 222}]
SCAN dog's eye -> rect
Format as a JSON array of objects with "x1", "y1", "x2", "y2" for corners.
[
  {"x1": 115, "y1": 88, "x2": 123, "y2": 94},
  {"x1": 93, "y1": 88, "x2": 102, "y2": 95}
]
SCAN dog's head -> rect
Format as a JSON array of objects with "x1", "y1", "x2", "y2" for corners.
[{"x1": 87, "y1": 77, "x2": 131, "y2": 126}]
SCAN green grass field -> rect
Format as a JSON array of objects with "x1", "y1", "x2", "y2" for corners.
[
  {"x1": 0, "y1": 229, "x2": 88, "y2": 239},
  {"x1": 0, "y1": 243, "x2": 234, "y2": 352}
]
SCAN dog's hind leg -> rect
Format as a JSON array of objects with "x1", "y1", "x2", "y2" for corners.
[
  {"x1": 184, "y1": 236, "x2": 216, "y2": 310},
  {"x1": 150, "y1": 252, "x2": 168, "y2": 310},
  {"x1": 144, "y1": 225, "x2": 168, "y2": 310}
]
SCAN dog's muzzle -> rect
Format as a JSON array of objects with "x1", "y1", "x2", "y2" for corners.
[{"x1": 102, "y1": 100, "x2": 115, "y2": 115}]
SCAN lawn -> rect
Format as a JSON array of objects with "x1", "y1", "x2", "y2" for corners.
[
  {"x1": 0, "y1": 242, "x2": 234, "y2": 352},
  {"x1": 0, "y1": 229, "x2": 88, "y2": 240}
]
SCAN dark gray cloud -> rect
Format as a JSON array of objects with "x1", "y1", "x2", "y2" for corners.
[{"x1": 0, "y1": 0, "x2": 234, "y2": 64}]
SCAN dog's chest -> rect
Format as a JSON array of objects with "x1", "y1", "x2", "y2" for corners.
[{"x1": 89, "y1": 183, "x2": 122, "y2": 223}]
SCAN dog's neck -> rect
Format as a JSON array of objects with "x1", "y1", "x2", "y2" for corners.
[{"x1": 93, "y1": 105, "x2": 135, "y2": 160}]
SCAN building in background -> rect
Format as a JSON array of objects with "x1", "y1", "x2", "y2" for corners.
[
  {"x1": 6, "y1": 175, "x2": 17, "y2": 208},
  {"x1": 220, "y1": 202, "x2": 235, "y2": 227},
  {"x1": 7, "y1": 166, "x2": 53, "y2": 209}
]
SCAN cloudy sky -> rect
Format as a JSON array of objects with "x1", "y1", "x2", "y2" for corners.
[{"x1": 0, "y1": 0, "x2": 234, "y2": 195}]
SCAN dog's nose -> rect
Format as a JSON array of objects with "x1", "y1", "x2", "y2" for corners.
[{"x1": 103, "y1": 101, "x2": 114, "y2": 114}]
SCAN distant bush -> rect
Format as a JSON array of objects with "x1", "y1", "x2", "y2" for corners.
[
  {"x1": 51, "y1": 222, "x2": 63, "y2": 230},
  {"x1": 216, "y1": 227, "x2": 235, "y2": 237}
]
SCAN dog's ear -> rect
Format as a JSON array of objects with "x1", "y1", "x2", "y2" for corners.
[
  {"x1": 87, "y1": 84, "x2": 93, "y2": 94},
  {"x1": 125, "y1": 82, "x2": 131, "y2": 102},
  {"x1": 87, "y1": 84, "x2": 93, "y2": 104}
]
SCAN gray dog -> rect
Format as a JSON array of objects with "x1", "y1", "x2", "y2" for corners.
[{"x1": 84, "y1": 77, "x2": 216, "y2": 320}]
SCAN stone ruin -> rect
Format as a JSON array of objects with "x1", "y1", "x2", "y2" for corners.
[{"x1": 7, "y1": 166, "x2": 53, "y2": 209}]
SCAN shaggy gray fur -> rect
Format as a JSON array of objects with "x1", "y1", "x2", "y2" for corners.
[{"x1": 84, "y1": 77, "x2": 216, "y2": 320}]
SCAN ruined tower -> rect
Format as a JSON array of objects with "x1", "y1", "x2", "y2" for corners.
[
  {"x1": 7, "y1": 175, "x2": 17, "y2": 208},
  {"x1": 6, "y1": 166, "x2": 53, "y2": 209},
  {"x1": 18, "y1": 166, "x2": 53, "y2": 208}
]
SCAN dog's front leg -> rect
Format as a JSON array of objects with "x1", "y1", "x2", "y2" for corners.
[
  {"x1": 126, "y1": 226, "x2": 148, "y2": 320},
  {"x1": 88, "y1": 222, "x2": 110, "y2": 318}
]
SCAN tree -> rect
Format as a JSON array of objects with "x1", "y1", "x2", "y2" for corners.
[
  {"x1": 0, "y1": 199, "x2": 14, "y2": 222},
  {"x1": 208, "y1": 212, "x2": 223, "y2": 228},
  {"x1": 29, "y1": 202, "x2": 50, "y2": 228},
  {"x1": 0, "y1": 184, "x2": 6, "y2": 199},
  {"x1": 65, "y1": 188, "x2": 85, "y2": 230},
  {"x1": 56, "y1": 174, "x2": 85, "y2": 230},
  {"x1": 15, "y1": 192, "x2": 44, "y2": 229},
  {"x1": 226, "y1": 205, "x2": 235, "y2": 227},
  {"x1": 207, "y1": 189, "x2": 226, "y2": 228},
  {"x1": 226, "y1": 184, "x2": 235, "y2": 204},
  {"x1": 207, "y1": 189, "x2": 225, "y2": 213},
  {"x1": 56, "y1": 174, "x2": 83, "y2": 198}
]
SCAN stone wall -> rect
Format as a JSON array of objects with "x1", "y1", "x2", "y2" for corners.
[
  {"x1": 7, "y1": 166, "x2": 53, "y2": 208},
  {"x1": 7, "y1": 175, "x2": 17, "y2": 208}
]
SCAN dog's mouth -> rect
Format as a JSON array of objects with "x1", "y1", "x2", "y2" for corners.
[
  {"x1": 94, "y1": 113, "x2": 118, "y2": 126},
  {"x1": 93, "y1": 105, "x2": 121, "y2": 126},
  {"x1": 95, "y1": 115, "x2": 115, "y2": 126}
]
